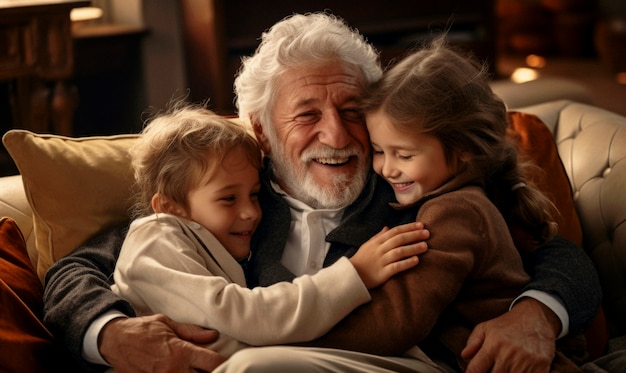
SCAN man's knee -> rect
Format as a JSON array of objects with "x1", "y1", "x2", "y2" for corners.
[{"x1": 216, "y1": 347, "x2": 316, "y2": 373}]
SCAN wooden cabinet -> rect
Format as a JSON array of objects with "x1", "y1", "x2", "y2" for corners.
[
  {"x1": 179, "y1": 0, "x2": 496, "y2": 115},
  {"x1": 0, "y1": 0, "x2": 89, "y2": 134},
  {"x1": 70, "y1": 24, "x2": 148, "y2": 136}
]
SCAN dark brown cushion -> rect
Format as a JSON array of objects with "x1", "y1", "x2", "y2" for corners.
[
  {"x1": 507, "y1": 111, "x2": 583, "y2": 246},
  {"x1": 0, "y1": 217, "x2": 79, "y2": 372}
]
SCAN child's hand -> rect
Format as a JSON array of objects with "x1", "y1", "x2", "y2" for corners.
[{"x1": 350, "y1": 222, "x2": 429, "y2": 289}]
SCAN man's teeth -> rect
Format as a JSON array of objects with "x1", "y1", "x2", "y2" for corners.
[{"x1": 316, "y1": 157, "x2": 349, "y2": 165}]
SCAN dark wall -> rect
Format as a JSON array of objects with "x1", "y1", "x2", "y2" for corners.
[{"x1": 180, "y1": 0, "x2": 496, "y2": 115}]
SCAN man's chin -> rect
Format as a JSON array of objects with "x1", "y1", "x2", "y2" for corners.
[
  {"x1": 273, "y1": 159, "x2": 367, "y2": 208},
  {"x1": 306, "y1": 175, "x2": 364, "y2": 209}
]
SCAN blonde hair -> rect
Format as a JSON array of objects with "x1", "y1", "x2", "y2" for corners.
[
  {"x1": 362, "y1": 37, "x2": 558, "y2": 244},
  {"x1": 130, "y1": 102, "x2": 262, "y2": 218}
]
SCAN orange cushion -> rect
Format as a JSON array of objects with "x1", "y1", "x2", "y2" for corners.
[
  {"x1": 507, "y1": 111, "x2": 583, "y2": 246},
  {"x1": 507, "y1": 111, "x2": 608, "y2": 360},
  {"x1": 0, "y1": 217, "x2": 78, "y2": 372}
]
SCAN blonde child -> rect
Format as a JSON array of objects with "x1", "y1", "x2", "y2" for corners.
[
  {"x1": 361, "y1": 38, "x2": 559, "y2": 370},
  {"x1": 112, "y1": 103, "x2": 425, "y2": 357}
]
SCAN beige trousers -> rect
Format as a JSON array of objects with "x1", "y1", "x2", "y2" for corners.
[{"x1": 213, "y1": 346, "x2": 458, "y2": 373}]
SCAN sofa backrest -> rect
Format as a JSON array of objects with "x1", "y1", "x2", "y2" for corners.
[{"x1": 520, "y1": 100, "x2": 626, "y2": 339}]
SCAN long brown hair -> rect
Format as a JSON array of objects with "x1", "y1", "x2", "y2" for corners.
[{"x1": 362, "y1": 37, "x2": 558, "y2": 245}]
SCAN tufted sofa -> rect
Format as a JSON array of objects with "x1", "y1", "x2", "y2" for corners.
[
  {"x1": 0, "y1": 98, "x2": 625, "y2": 369},
  {"x1": 518, "y1": 100, "x2": 626, "y2": 351}
]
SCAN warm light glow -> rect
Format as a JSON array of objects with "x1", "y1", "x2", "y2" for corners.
[
  {"x1": 525, "y1": 54, "x2": 547, "y2": 68},
  {"x1": 70, "y1": 7, "x2": 103, "y2": 23},
  {"x1": 510, "y1": 68, "x2": 540, "y2": 83},
  {"x1": 617, "y1": 72, "x2": 626, "y2": 85}
]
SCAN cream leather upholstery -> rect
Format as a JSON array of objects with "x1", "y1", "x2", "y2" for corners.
[
  {"x1": 490, "y1": 77, "x2": 593, "y2": 110},
  {"x1": 519, "y1": 100, "x2": 626, "y2": 340},
  {"x1": 0, "y1": 175, "x2": 35, "y2": 264}
]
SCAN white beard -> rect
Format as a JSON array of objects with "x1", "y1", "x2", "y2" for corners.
[{"x1": 270, "y1": 142, "x2": 368, "y2": 209}]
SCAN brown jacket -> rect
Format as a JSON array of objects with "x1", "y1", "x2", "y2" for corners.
[{"x1": 308, "y1": 180, "x2": 530, "y2": 369}]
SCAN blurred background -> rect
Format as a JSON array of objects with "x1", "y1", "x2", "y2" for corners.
[{"x1": 1, "y1": 0, "x2": 625, "y2": 176}]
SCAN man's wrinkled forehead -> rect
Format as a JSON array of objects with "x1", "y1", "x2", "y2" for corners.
[{"x1": 276, "y1": 64, "x2": 366, "y2": 106}]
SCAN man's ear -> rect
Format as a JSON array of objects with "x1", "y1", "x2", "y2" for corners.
[
  {"x1": 252, "y1": 119, "x2": 271, "y2": 154},
  {"x1": 151, "y1": 193, "x2": 186, "y2": 217}
]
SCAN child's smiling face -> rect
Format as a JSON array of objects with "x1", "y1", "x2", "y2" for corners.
[
  {"x1": 187, "y1": 146, "x2": 262, "y2": 260},
  {"x1": 366, "y1": 110, "x2": 455, "y2": 205}
]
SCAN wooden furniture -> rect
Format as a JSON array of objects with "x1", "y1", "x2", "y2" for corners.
[
  {"x1": 71, "y1": 23, "x2": 148, "y2": 136},
  {"x1": 179, "y1": 0, "x2": 496, "y2": 115},
  {"x1": 0, "y1": 0, "x2": 89, "y2": 135}
]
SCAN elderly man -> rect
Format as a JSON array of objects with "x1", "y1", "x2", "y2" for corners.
[{"x1": 44, "y1": 12, "x2": 600, "y2": 373}]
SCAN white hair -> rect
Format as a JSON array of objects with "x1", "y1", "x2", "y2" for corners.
[{"x1": 234, "y1": 12, "x2": 383, "y2": 129}]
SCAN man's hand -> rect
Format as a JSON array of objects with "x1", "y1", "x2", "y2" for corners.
[
  {"x1": 99, "y1": 314, "x2": 226, "y2": 373},
  {"x1": 461, "y1": 298, "x2": 560, "y2": 373}
]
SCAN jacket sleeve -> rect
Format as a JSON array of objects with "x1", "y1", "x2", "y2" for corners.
[
  {"x1": 113, "y1": 218, "x2": 371, "y2": 346},
  {"x1": 42, "y1": 224, "x2": 133, "y2": 366},
  {"x1": 521, "y1": 235, "x2": 602, "y2": 334},
  {"x1": 302, "y1": 194, "x2": 493, "y2": 356}
]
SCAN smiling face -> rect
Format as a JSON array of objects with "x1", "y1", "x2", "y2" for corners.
[
  {"x1": 366, "y1": 110, "x2": 455, "y2": 205},
  {"x1": 253, "y1": 62, "x2": 371, "y2": 209},
  {"x1": 186, "y1": 146, "x2": 262, "y2": 260}
]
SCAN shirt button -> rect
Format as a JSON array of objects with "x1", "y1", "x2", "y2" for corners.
[
  {"x1": 310, "y1": 261, "x2": 318, "y2": 269},
  {"x1": 189, "y1": 222, "x2": 201, "y2": 230}
]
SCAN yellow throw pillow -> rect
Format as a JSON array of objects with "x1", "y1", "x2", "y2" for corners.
[{"x1": 2, "y1": 130, "x2": 138, "y2": 283}]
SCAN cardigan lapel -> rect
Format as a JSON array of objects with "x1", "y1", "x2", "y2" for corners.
[{"x1": 249, "y1": 162, "x2": 296, "y2": 286}]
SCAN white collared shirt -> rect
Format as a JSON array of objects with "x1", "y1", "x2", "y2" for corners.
[{"x1": 270, "y1": 181, "x2": 344, "y2": 276}]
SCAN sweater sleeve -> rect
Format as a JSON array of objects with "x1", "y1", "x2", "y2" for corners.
[
  {"x1": 42, "y1": 224, "x2": 133, "y2": 366},
  {"x1": 303, "y1": 192, "x2": 500, "y2": 356},
  {"x1": 521, "y1": 235, "x2": 602, "y2": 334},
  {"x1": 113, "y1": 218, "x2": 371, "y2": 346}
]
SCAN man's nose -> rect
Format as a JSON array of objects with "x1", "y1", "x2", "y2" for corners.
[{"x1": 317, "y1": 111, "x2": 350, "y2": 149}]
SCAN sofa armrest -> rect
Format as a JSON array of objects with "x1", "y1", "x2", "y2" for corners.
[
  {"x1": 490, "y1": 77, "x2": 592, "y2": 110},
  {"x1": 520, "y1": 100, "x2": 626, "y2": 341},
  {"x1": 0, "y1": 175, "x2": 36, "y2": 266}
]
